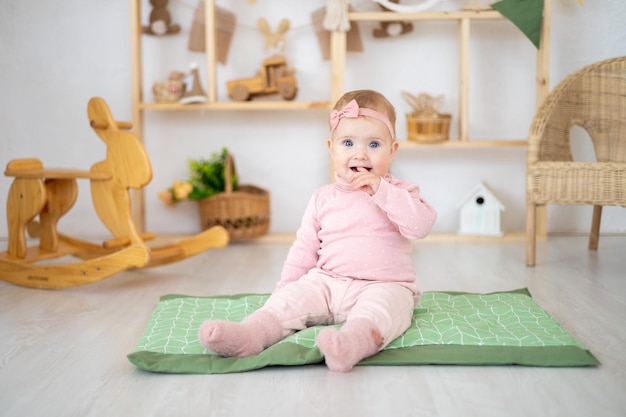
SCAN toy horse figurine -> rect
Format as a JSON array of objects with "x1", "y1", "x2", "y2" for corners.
[{"x1": 0, "y1": 97, "x2": 229, "y2": 289}]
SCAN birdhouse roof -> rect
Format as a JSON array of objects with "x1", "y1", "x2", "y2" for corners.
[{"x1": 457, "y1": 182, "x2": 505, "y2": 211}]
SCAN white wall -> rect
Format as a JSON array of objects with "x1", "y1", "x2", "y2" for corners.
[{"x1": 1, "y1": 0, "x2": 625, "y2": 239}]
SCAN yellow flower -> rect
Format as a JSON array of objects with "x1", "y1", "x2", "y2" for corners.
[
  {"x1": 158, "y1": 189, "x2": 175, "y2": 206},
  {"x1": 172, "y1": 180, "x2": 193, "y2": 200}
]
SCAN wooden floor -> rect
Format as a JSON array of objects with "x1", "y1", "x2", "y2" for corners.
[{"x1": 0, "y1": 235, "x2": 625, "y2": 417}]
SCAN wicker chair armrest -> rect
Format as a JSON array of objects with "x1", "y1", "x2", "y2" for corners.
[{"x1": 527, "y1": 161, "x2": 626, "y2": 206}]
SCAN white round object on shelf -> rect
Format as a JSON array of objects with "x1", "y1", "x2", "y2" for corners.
[{"x1": 373, "y1": 0, "x2": 446, "y2": 13}]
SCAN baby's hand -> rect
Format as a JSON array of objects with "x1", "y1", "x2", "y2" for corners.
[{"x1": 350, "y1": 167, "x2": 381, "y2": 196}]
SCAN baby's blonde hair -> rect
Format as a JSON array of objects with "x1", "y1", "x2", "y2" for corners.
[{"x1": 332, "y1": 90, "x2": 396, "y2": 131}]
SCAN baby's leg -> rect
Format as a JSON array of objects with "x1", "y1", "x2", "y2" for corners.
[
  {"x1": 316, "y1": 318, "x2": 382, "y2": 372},
  {"x1": 199, "y1": 272, "x2": 332, "y2": 357},
  {"x1": 317, "y1": 281, "x2": 417, "y2": 372},
  {"x1": 198, "y1": 309, "x2": 284, "y2": 357}
]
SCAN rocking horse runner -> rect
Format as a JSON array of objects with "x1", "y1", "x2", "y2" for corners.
[{"x1": 0, "y1": 97, "x2": 229, "y2": 289}]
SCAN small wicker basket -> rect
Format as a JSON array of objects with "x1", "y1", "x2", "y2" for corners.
[
  {"x1": 403, "y1": 91, "x2": 451, "y2": 143},
  {"x1": 198, "y1": 154, "x2": 270, "y2": 240},
  {"x1": 406, "y1": 112, "x2": 451, "y2": 143}
]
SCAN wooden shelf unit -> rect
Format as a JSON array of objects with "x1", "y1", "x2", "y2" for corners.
[
  {"x1": 128, "y1": 0, "x2": 334, "y2": 229},
  {"x1": 129, "y1": 0, "x2": 551, "y2": 235},
  {"x1": 328, "y1": 3, "x2": 551, "y2": 236},
  {"x1": 329, "y1": 7, "x2": 551, "y2": 144}
]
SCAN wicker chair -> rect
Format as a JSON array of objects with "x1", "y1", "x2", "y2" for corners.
[{"x1": 526, "y1": 56, "x2": 626, "y2": 266}]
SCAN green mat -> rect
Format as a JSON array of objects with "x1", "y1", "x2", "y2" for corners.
[{"x1": 128, "y1": 288, "x2": 599, "y2": 374}]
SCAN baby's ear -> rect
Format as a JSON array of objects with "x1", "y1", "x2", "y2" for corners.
[
  {"x1": 277, "y1": 18, "x2": 290, "y2": 34},
  {"x1": 257, "y1": 18, "x2": 270, "y2": 34},
  {"x1": 391, "y1": 140, "x2": 399, "y2": 156}
]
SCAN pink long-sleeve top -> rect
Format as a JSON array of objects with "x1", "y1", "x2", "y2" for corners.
[{"x1": 277, "y1": 173, "x2": 437, "y2": 289}]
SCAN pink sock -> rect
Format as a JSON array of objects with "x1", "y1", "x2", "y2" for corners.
[
  {"x1": 198, "y1": 310, "x2": 283, "y2": 357},
  {"x1": 316, "y1": 319, "x2": 382, "y2": 372}
]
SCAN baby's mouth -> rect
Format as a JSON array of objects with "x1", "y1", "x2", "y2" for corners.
[{"x1": 350, "y1": 166, "x2": 371, "y2": 173}]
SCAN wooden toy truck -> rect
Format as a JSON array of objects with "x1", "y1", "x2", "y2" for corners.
[{"x1": 227, "y1": 55, "x2": 298, "y2": 101}]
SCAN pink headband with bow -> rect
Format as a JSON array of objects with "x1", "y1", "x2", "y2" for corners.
[{"x1": 330, "y1": 99, "x2": 395, "y2": 139}]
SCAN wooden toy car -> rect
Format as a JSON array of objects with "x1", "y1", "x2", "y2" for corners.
[{"x1": 227, "y1": 55, "x2": 297, "y2": 101}]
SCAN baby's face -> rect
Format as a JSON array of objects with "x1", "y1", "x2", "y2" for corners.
[{"x1": 327, "y1": 115, "x2": 398, "y2": 182}]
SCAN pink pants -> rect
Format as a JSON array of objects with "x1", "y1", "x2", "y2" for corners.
[{"x1": 260, "y1": 268, "x2": 420, "y2": 348}]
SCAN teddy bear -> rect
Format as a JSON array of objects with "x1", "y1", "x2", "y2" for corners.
[
  {"x1": 143, "y1": 0, "x2": 180, "y2": 36},
  {"x1": 372, "y1": 0, "x2": 413, "y2": 38}
]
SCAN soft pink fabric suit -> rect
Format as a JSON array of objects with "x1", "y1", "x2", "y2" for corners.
[{"x1": 260, "y1": 173, "x2": 437, "y2": 348}]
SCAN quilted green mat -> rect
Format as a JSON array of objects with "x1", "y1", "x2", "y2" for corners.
[{"x1": 128, "y1": 288, "x2": 599, "y2": 374}]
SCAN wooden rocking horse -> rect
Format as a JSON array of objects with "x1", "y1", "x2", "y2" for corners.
[{"x1": 0, "y1": 97, "x2": 229, "y2": 289}]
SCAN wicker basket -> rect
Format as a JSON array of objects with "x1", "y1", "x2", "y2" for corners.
[
  {"x1": 198, "y1": 154, "x2": 270, "y2": 240},
  {"x1": 406, "y1": 113, "x2": 451, "y2": 143}
]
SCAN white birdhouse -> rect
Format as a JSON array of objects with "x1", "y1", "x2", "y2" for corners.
[{"x1": 457, "y1": 183, "x2": 505, "y2": 236}]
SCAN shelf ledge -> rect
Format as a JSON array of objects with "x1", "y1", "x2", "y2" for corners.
[
  {"x1": 399, "y1": 140, "x2": 527, "y2": 148},
  {"x1": 139, "y1": 101, "x2": 331, "y2": 111},
  {"x1": 349, "y1": 9, "x2": 504, "y2": 22}
]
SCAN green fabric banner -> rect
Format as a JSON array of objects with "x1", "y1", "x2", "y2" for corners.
[{"x1": 492, "y1": 0, "x2": 544, "y2": 49}]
